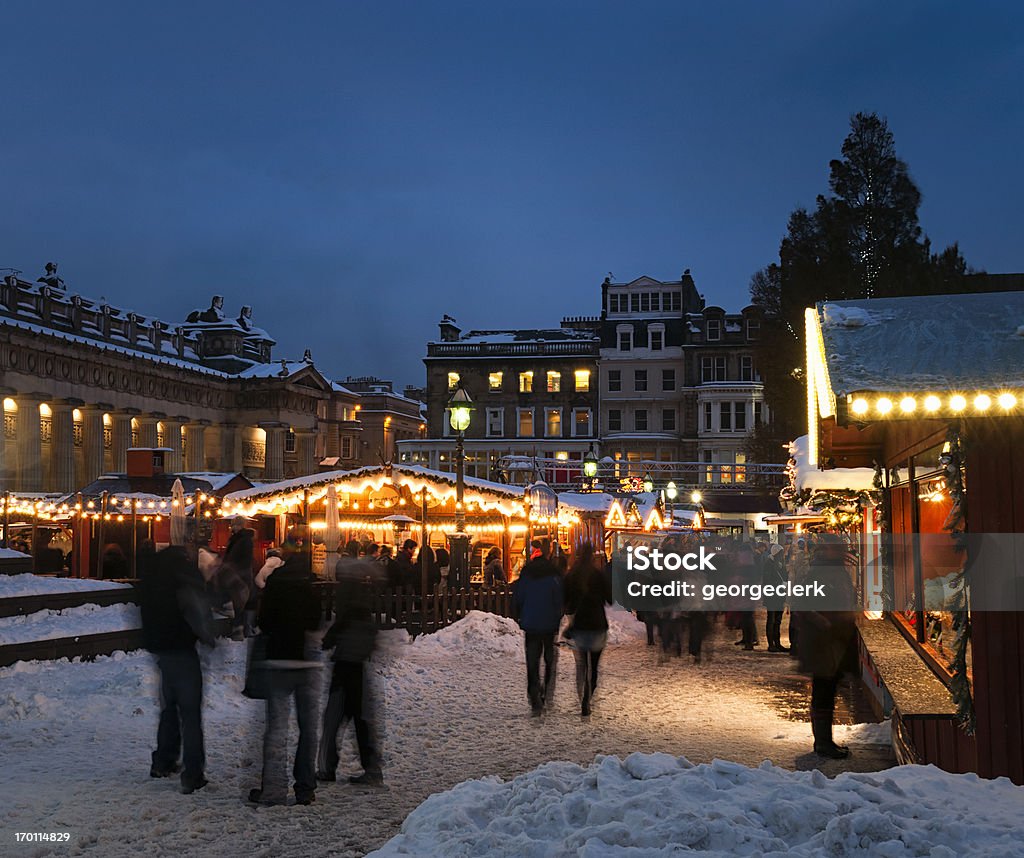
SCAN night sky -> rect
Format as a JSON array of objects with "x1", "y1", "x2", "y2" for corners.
[{"x1": 3, "y1": 2, "x2": 1021, "y2": 388}]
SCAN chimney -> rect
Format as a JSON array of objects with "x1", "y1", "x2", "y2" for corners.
[{"x1": 438, "y1": 314, "x2": 461, "y2": 342}]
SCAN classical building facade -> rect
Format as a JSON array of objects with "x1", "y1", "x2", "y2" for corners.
[
  {"x1": 398, "y1": 317, "x2": 600, "y2": 479},
  {"x1": 334, "y1": 377, "x2": 425, "y2": 467},
  {"x1": 0, "y1": 263, "x2": 364, "y2": 492}
]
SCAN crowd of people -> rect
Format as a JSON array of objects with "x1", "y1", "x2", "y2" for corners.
[{"x1": 137, "y1": 521, "x2": 860, "y2": 805}]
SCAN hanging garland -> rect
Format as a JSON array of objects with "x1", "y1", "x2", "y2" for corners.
[{"x1": 940, "y1": 423, "x2": 975, "y2": 734}]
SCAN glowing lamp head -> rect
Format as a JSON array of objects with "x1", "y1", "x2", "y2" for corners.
[
  {"x1": 949, "y1": 395, "x2": 967, "y2": 413},
  {"x1": 642, "y1": 471, "x2": 654, "y2": 493},
  {"x1": 924, "y1": 395, "x2": 941, "y2": 413},
  {"x1": 974, "y1": 394, "x2": 992, "y2": 412},
  {"x1": 876, "y1": 398, "x2": 893, "y2": 415},
  {"x1": 998, "y1": 393, "x2": 1017, "y2": 410},
  {"x1": 447, "y1": 386, "x2": 474, "y2": 433},
  {"x1": 899, "y1": 397, "x2": 916, "y2": 414},
  {"x1": 851, "y1": 398, "x2": 869, "y2": 416},
  {"x1": 666, "y1": 481, "x2": 678, "y2": 500},
  {"x1": 690, "y1": 490, "x2": 702, "y2": 504},
  {"x1": 582, "y1": 450, "x2": 598, "y2": 479}
]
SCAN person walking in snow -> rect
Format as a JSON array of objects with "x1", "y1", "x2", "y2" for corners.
[
  {"x1": 762, "y1": 543, "x2": 790, "y2": 652},
  {"x1": 563, "y1": 543, "x2": 612, "y2": 716},
  {"x1": 512, "y1": 538, "x2": 563, "y2": 715},
  {"x1": 138, "y1": 544, "x2": 214, "y2": 795},
  {"x1": 248, "y1": 539, "x2": 322, "y2": 806}
]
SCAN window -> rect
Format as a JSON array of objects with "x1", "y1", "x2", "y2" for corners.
[
  {"x1": 488, "y1": 372, "x2": 503, "y2": 392},
  {"x1": 634, "y1": 370, "x2": 647, "y2": 392},
  {"x1": 701, "y1": 356, "x2": 727, "y2": 382},
  {"x1": 651, "y1": 292, "x2": 661, "y2": 312},
  {"x1": 704, "y1": 402, "x2": 713, "y2": 431},
  {"x1": 618, "y1": 327, "x2": 632, "y2": 351},
  {"x1": 662, "y1": 408, "x2": 676, "y2": 432},
  {"x1": 285, "y1": 429, "x2": 296, "y2": 453},
  {"x1": 706, "y1": 319, "x2": 721, "y2": 341},
  {"x1": 740, "y1": 356, "x2": 754, "y2": 382},
  {"x1": 746, "y1": 318, "x2": 760, "y2": 340},
  {"x1": 518, "y1": 408, "x2": 534, "y2": 437},
  {"x1": 630, "y1": 293, "x2": 640, "y2": 312},
  {"x1": 735, "y1": 452, "x2": 747, "y2": 484},
  {"x1": 608, "y1": 370, "x2": 621, "y2": 392},
  {"x1": 486, "y1": 408, "x2": 504, "y2": 437},
  {"x1": 650, "y1": 328, "x2": 664, "y2": 351},
  {"x1": 640, "y1": 293, "x2": 651, "y2": 312},
  {"x1": 608, "y1": 409, "x2": 622, "y2": 432},
  {"x1": 703, "y1": 449, "x2": 714, "y2": 483},
  {"x1": 720, "y1": 402, "x2": 732, "y2": 432},
  {"x1": 574, "y1": 369, "x2": 590, "y2": 392},
  {"x1": 545, "y1": 408, "x2": 561, "y2": 437},
  {"x1": 341, "y1": 436, "x2": 354, "y2": 459},
  {"x1": 519, "y1": 371, "x2": 533, "y2": 393},
  {"x1": 662, "y1": 368, "x2": 675, "y2": 391},
  {"x1": 546, "y1": 371, "x2": 561, "y2": 393},
  {"x1": 447, "y1": 372, "x2": 460, "y2": 391},
  {"x1": 573, "y1": 408, "x2": 592, "y2": 437},
  {"x1": 735, "y1": 402, "x2": 747, "y2": 431},
  {"x1": 634, "y1": 409, "x2": 648, "y2": 431},
  {"x1": 753, "y1": 401, "x2": 763, "y2": 425}
]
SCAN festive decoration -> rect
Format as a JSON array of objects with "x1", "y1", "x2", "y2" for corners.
[{"x1": 940, "y1": 424, "x2": 975, "y2": 735}]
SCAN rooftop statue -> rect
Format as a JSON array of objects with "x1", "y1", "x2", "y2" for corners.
[
  {"x1": 237, "y1": 305, "x2": 254, "y2": 331},
  {"x1": 37, "y1": 262, "x2": 65, "y2": 290},
  {"x1": 186, "y1": 295, "x2": 226, "y2": 323}
]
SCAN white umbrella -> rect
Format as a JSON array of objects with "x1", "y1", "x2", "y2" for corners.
[
  {"x1": 170, "y1": 479, "x2": 188, "y2": 546},
  {"x1": 323, "y1": 483, "x2": 340, "y2": 577}
]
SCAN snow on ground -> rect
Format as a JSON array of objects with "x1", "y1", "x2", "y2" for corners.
[
  {"x1": 0, "y1": 603, "x2": 141, "y2": 645},
  {"x1": 0, "y1": 573, "x2": 131, "y2": 597},
  {"x1": 370, "y1": 755, "x2": 1024, "y2": 857},
  {"x1": 4, "y1": 606, "x2": 1004, "y2": 858}
]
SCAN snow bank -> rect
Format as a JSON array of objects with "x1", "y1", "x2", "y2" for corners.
[
  {"x1": 412, "y1": 611, "x2": 523, "y2": 658},
  {"x1": 823, "y1": 305, "x2": 880, "y2": 328},
  {"x1": 0, "y1": 603, "x2": 140, "y2": 645},
  {"x1": 0, "y1": 573, "x2": 131, "y2": 597},
  {"x1": 370, "y1": 754, "x2": 1024, "y2": 857},
  {"x1": 605, "y1": 604, "x2": 645, "y2": 645}
]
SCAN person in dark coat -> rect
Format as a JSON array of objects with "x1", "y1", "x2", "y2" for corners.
[
  {"x1": 249, "y1": 543, "x2": 322, "y2": 806},
  {"x1": 388, "y1": 539, "x2": 418, "y2": 590},
  {"x1": 563, "y1": 543, "x2": 612, "y2": 716},
  {"x1": 792, "y1": 535, "x2": 858, "y2": 759},
  {"x1": 415, "y1": 545, "x2": 440, "y2": 593},
  {"x1": 483, "y1": 548, "x2": 506, "y2": 587},
  {"x1": 138, "y1": 545, "x2": 214, "y2": 794},
  {"x1": 222, "y1": 516, "x2": 256, "y2": 639},
  {"x1": 101, "y1": 543, "x2": 129, "y2": 580},
  {"x1": 512, "y1": 541, "x2": 563, "y2": 714},
  {"x1": 317, "y1": 557, "x2": 383, "y2": 786},
  {"x1": 762, "y1": 543, "x2": 790, "y2": 652}
]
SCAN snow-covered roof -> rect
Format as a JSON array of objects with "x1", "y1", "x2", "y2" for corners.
[
  {"x1": 790, "y1": 435, "x2": 876, "y2": 492},
  {"x1": 436, "y1": 328, "x2": 598, "y2": 345},
  {"x1": 818, "y1": 291, "x2": 1024, "y2": 393},
  {"x1": 238, "y1": 360, "x2": 318, "y2": 380},
  {"x1": 556, "y1": 492, "x2": 617, "y2": 513}
]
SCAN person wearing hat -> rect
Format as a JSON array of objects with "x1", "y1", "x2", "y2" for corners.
[{"x1": 762, "y1": 543, "x2": 789, "y2": 652}]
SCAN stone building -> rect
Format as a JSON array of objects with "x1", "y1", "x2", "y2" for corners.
[
  {"x1": 0, "y1": 263, "x2": 360, "y2": 492},
  {"x1": 399, "y1": 316, "x2": 600, "y2": 479},
  {"x1": 332, "y1": 377, "x2": 425, "y2": 467}
]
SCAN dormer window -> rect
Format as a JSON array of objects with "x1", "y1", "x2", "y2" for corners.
[{"x1": 706, "y1": 319, "x2": 721, "y2": 341}]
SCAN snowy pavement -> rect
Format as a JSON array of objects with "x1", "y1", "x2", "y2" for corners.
[{"x1": 1, "y1": 608, "x2": 1009, "y2": 857}]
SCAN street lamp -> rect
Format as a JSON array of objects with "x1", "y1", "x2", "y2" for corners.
[
  {"x1": 665, "y1": 480, "x2": 677, "y2": 525},
  {"x1": 690, "y1": 489, "x2": 702, "y2": 504},
  {"x1": 582, "y1": 447, "x2": 598, "y2": 491},
  {"x1": 447, "y1": 386, "x2": 474, "y2": 588},
  {"x1": 642, "y1": 470, "x2": 654, "y2": 493}
]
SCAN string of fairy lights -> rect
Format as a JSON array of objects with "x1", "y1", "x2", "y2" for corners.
[{"x1": 0, "y1": 493, "x2": 221, "y2": 522}]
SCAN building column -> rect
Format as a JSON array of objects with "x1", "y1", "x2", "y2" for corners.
[
  {"x1": 0, "y1": 388, "x2": 13, "y2": 492},
  {"x1": 183, "y1": 422, "x2": 208, "y2": 472},
  {"x1": 80, "y1": 405, "x2": 106, "y2": 486},
  {"x1": 294, "y1": 429, "x2": 318, "y2": 477},
  {"x1": 136, "y1": 414, "x2": 159, "y2": 449},
  {"x1": 110, "y1": 411, "x2": 135, "y2": 472},
  {"x1": 162, "y1": 418, "x2": 185, "y2": 473},
  {"x1": 219, "y1": 423, "x2": 242, "y2": 473},
  {"x1": 49, "y1": 399, "x2": 79, "y2": 493},
  {"x1": 261, "y1": 424, "x2": 286, "y2": 481},
  {"x1": 16, "y1": 393, "x2": 44, "y2": 492}
]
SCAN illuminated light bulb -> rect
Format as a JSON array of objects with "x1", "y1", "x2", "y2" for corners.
[
  {"x1": 876, "y1": 398, "x2": 893, "y2": 415},
  {"x1": 924, "y1": 395, "x2": 941, "y2": 413},
  {"x1": 949, "y1": 395, "x2": 967, "y2": 412},
  {"x1": 974, "y1": 394, "x2": 992, "y2": 412},
  {"x1": 117, "y1": 515, "x2": 124, "y2": 522},
  {"x1": 899, "y1": 397, "x2": 916, "y2": 414},
  {"x1": 998, "y1": 393, "x2": 1017, "y2": 410},
  {"x1": 851, "y1": 398, "x2": 869, "y2": 416}
]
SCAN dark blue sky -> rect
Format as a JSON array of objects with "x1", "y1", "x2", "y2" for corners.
[{"x1": 3, "y1": 2, "x2": 1022, "y2": 388}]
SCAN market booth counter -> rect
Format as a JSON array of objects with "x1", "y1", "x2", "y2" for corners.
[{"x1": 805, "y1": 291, "x2": 1024, "y2": 784}]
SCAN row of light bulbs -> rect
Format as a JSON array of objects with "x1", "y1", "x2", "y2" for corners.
[{"x1": 849, "y1": 392, "x2": 1018, "y2": 417}]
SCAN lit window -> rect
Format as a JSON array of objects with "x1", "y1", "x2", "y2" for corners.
[
  {"x1": 447, "y1": 372, "x2": 460, "y2": 391},
  {"x1": 545, "y1": 408, "x2": 561, "y2": 437},
  {"x1": 489, "y1": 372, "x2": 503, "y2": 392},
  {"x1": 518, "y1": 409, "x2": 534, "y2": 437},
  {"x1": 486, "y1": 408, "x2": 504, "y2": 437},
  {"x1": 574, "y1": 369, "x2": 590, "y2": 392},
  {"x1": 519, "y1": 371, "x2": 533, "y2": 393},
  {"x1": 547, "y1": 371, "x2": 561, "y2": 393}
]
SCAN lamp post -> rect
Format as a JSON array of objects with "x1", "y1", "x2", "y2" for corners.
[
  {"x1": 448, "y1": 385, "x2": 474, "y2": 588},
  {"x1": 665, "y1": 480, "x2": 677, "y2": 526},
  {"x1": 582, "y1": 447, "x2": 598, "y2": 491}
]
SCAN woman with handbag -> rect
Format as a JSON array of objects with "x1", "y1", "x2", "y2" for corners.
[{"x1": 563, "y1": 543, "x2": 612, "y2": 717}]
